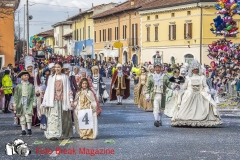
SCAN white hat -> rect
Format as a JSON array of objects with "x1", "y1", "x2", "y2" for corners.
[
  {"x1": 116, "y1": 64, "x2": 122, "y2": 68},
  {"x1": 48, "y1": 63, "x2": 55, "y2": 69}
]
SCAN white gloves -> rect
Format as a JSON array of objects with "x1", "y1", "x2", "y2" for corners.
[{"x1": 112, "y1": 85, "x2": 114, "y2": 89}]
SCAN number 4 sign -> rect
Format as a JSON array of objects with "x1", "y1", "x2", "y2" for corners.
[{"x1": 78, "y1": 109, "x2": 93, "y2": 129}]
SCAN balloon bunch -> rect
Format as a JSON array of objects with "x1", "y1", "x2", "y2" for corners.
[
  {"x1": 210, "y1": 0, "x2": 240, "y2": 37},
  {"x1": 207, "y1": 38, "x2": 240, "y2": 68}
]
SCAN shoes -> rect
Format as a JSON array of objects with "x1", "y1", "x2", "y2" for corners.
[
  {"x1": 27, "y1": 129, "x2": 32, "y2": 136},
  {"x1": 117, "y1": 102, "x2": 120, "y2": 105},
  {"x1": 20, "y1": 130, "x2": 26, "y2": 136},
  {"x1": 154, "y1": 121, "x2": 162, "y2": 127},
  {"x1": 119, "y1": 102, "x2": 122, "y2": 105},
  {"x1": 4, "y1": 110, "x2": 11, "y2": 113},
  {"x1": 50, "y1": 138, "x2": 58, "y2": 141}
]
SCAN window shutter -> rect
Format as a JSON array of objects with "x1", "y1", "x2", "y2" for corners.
[
  {"x1": 115, "y1": 27, "x2": 116, "y2": 40},
  {"x1": 135, "y1": 23, "x2": 138, "y2": 45},
  {"x1": 122, "y1": 25, "x2": 124, "y2": 39},
  {"x1": 132, "y1": 24, "x2": 134, "y2": 46},
  {"x1": 169, "y1": 25, "x2": 171, "y2": 40},
  {"x1": 173, "y1": 25, "x2": 176, "y2": 40},
  {"x1": 117, "y1": 27, "x2": 119, "y2": 40},
  {"x1": 189, "y1": 23, "x2": 192, "y2": 39},
  {"x1": 184, "y1": 23, "x2": 186, "y2": 39},
  {"x1": 125, "y1": 25, "x2": 127, "y2": 39},
  {"x1": 110, "y1": 28, "x2": 112, "y2": 41}
]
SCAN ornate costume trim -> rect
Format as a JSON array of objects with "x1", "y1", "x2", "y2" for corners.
[{"x1": 171, "y1": 120, "x2": 222, "y2": 127}]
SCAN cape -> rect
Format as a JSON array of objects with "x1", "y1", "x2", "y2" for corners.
[{"x1": 110, "y1": 70, "x2": 130, "y2": 101}]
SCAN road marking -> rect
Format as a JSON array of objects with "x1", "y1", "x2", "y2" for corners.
[{"x1": 49, "y1": 138, "x2": 70, "y2": 157}]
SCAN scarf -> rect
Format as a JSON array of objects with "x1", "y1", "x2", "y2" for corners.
[
  {"x1": 153, "y1": 72, "x2": 163, "y2": 86},
  {"x1": 118, "y1": 70, "x2": 123, "y2": 77},
  {"x1": 41, "y1": 74, "x2": 72, "y2": 111}
]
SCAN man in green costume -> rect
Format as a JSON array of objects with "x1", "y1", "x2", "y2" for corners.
[{"x1": 146, "y1": 62, "x2": 171, "y2": 127}]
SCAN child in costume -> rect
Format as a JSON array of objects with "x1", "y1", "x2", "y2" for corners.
[
  {"x1": 13, "y1": 70, "x2": 36, "y2": 136},
  {"x1": 71, "y1": 78, "x2": 98, "y2": 140}
]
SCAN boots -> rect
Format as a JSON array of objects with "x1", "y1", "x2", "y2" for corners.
[{"x1": 4, "y1": 100, "x2": 11, "y2": 113}]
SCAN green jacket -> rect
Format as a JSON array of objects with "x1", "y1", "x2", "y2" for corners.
[
  {"x1": 146, "y1": 73, "x2": 171, "y2": 109},
  {"x1": 14, "y1": 83, "x2": 36, "y2": 117}
]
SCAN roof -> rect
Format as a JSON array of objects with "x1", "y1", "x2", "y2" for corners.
[
  {"x1": 37, "y1": 29, "x2": 54, "y2": 37},
  {"x1": 67, "y1": 3, "x2": 116, "y2": 21},
  {"x1": 52, "y1": 21, "x2": 72, "y2": 28},
  {"x1": 62, "y1": 32, "x2": 72, "y2": 37},
  {"x1": 139, "y1": 0, "x2": 216, "y2": 11},
  {"x1": 92, "y1": 0, "x2": 155, "y2": 19}
]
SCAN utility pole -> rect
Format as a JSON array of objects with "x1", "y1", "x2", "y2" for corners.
[
  {"x1": 23, "y1": 4, "x2": 25, "y2": 54},
  {"x1": 18, "y1": 11, "x2": 20, "y2": 61},
  {"x1": 26, "y1": 0, "x2": 29, "y2": 55}
]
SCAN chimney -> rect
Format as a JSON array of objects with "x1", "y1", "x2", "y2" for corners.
[
  {"x1": 92, "y1": 3, "x2": 93, "y2": 7},
  {"x1": 41, "y1": 27, "x2": 44, "y2": 32},
  {"x1": 79, "y1": 9, "x2": 82, "y2": 13},
  {"x1": 131, "y1": 0, "x2": 134, "y2": 5}
]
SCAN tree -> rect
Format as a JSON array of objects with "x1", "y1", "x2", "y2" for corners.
[{"x1": 0, "y1": 0, "x2": 15, "y2": 19}]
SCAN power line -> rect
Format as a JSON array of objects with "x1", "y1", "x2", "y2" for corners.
[{"x1": 28, "y1": 1, "x2": 90, "y2": 9}]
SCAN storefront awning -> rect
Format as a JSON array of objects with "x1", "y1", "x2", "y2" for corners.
[
  {"x1": 99, "y1": 50, "x2": 110, "y2": 57},
  {"x1": 109, "y1": 50, "x2": 119, "y2": 57},
  {"x1": 80, "y1": 46, "x2": 92, "y2": 56}
]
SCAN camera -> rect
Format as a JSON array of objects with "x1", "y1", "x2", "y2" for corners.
[{"x1": 5, "y1": 139, "x2": 31, "y2": 157}]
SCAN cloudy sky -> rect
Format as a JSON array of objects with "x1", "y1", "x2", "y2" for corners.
[{"x1": 15, "y1": 0, "x2": 120, "y2": 38}]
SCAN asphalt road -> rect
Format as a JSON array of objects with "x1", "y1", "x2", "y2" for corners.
[{"x1": 0, "y1": 78, "x2": 240, "y2": 160}]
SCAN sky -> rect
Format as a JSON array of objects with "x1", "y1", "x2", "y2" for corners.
[{"x1": 15, "y1": 0, "x2": 120, "y2": 38}]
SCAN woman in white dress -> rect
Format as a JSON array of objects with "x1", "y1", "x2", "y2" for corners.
[{"x1": 171, "y1": 60, "x2": 222, "y2": 127}]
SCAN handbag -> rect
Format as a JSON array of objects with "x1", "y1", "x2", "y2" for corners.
[
  {"x1": 231, "y1": 80, "x2": 236, "y2": 86},
  {"x1": 102, "y1": 90, "x2": 109, "y2": 99}
]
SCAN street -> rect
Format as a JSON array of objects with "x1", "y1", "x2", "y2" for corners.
[{"x1": 0, "y1": 78, "x2": 240, "y2": 160}]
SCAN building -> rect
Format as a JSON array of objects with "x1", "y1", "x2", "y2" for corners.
[
  {"x1": 67, "y1": 3, "x2": 116, "y2": 59},
  {"x1": 139, "y1": 0, "x2": 237, "y2": 65},
  {"x1": 52, "y1": 21, "x2": 72, "y2": 56},
  {"x1": 0, "y1": 0, "x2": 20, "y2": 68},
  {"x1": 37, "y1": 29, "x2": 54, "y2": 52},
  {"x1": 93, "y1": 0, "x2": 154, "y2": 64}
]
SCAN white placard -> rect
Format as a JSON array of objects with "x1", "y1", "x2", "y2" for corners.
[{"x1": 78, "y1": 109, "x2": 93, "y2": 129}]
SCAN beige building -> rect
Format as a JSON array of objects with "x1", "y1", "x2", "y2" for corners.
[{"x1": 93, "y1": 0, "x2": 154, "y2": 65}]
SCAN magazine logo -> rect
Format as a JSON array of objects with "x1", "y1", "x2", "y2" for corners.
[{"x1": 5, "y1": 139, "x2": 31, "y2": 157}]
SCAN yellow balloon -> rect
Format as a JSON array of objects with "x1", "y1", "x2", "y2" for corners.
[{"x1": 231, "y1": 4, "x2": 237, "y2": 10}]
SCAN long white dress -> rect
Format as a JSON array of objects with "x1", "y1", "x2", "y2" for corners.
[{"x1": 171, "y1": 74, "x2": 222, "y2": 127}]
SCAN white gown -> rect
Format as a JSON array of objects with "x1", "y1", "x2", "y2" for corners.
[{"x1": 171, "y1": 74, "x2": 222, "y2": 127}]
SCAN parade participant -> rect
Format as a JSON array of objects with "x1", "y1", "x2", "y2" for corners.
[
  {"x1": 45, "y1": 63, "x2": 55, "y2": 86},
  {"x1": 25, "y1": 56, "x2": 41, "y2": 126},
  {"x1": 41, "y1": 62, "x2": 73, "y2": 140},
  {"x1": 70, "y1": 66, "x2": 81, "y2": 99},
  {"x1": 164, "y1": 69, "x2": 185, "y2": 118},
  {"x1": 13, "y1": 70, "x2": 36, "y2": 136},
  {"x1": 146, "y1": 62, "x2": 171, "y2": 127},
  {"x1": 110, "y1": 64, "x2": 130, "y2": 105},
  {"x1": 134, "y1": 66, "x2": 149, "y2": 109},
  {"x1": 71, "y1": 78, "x2": 98, "y2": 140},
  {"x1": 171, "y1": 60, "x2": 222, "y2": 127},
  {"x1": 91, "y1": 66, "x2": 106, "y2": 101},
  {"x1": 2, "y1": 70, "x2": 13, "y2": 113}
]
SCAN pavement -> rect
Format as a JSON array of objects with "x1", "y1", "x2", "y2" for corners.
[{"x1": 0, "y1": 78, "x2": 240, "y2": 160}]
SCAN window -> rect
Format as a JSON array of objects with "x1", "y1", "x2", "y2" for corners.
[
  {"x1": 77, "y1": 29, "x2": 79, "y2": 41},
  {"x1": 147, "y1": 16, "x2": 150, "y2": 20},
  {"x1": 94, "y1": 31, "x2": 96, "y2": 42},
  {"x1": 187, "y1": 11, "x2": 191, "y2": 15},
  {"x1": 108, "y1": 28, "x2": 112, "y2": 41},
  {"x1": 103, "y1": 29, "x2": 106, "y2": 41},
  {"x1": 134, "y1": 11, "x2": 137, "y2": 16},
  {"x1": 70, "y1": 25, "x2": 72, "y2": 29},
  {"x1": 88, "y1": 26, "x2": 90, "y2": 39},
  {"x1": 99, "y1": 30, "x2": 101, "y2": 42},
  {"x1": 115, "y1": 27, "x2": 119, "y2": 40},
  {"x1": 123, "y1": 25, "x2": 127, "y2": 39},
  {"x1": 184, "y1": 54, "x2": 194, "y2": 64},
  {"x1": 171, "y1": 13, "x2": 175, "y2": 17},
  {"x1": 132, "y1": 23, "x2": 138, "y2": 45},
  {"x1": 147, "y1": 27, "x2": 150, "y2": 41},
  {"x1": 155, "y1": 15, "x2": 158, "y2": 19},
  {"x1": 184, "y1": 22, "x2": 192, "y2": 39},
  {"x1": 80, "y1": 28, "x2": 81, "y2": 41},
  {"x1": 155, "y1": 26, "x2": 158, "y2": 41},
  {"x1": 169, "y1": 24, "x2": 176, "y2": 40}
]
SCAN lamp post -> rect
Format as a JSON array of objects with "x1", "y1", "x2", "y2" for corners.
[{"x1": 26, "y1": 0, "x2": 29, "y2": 55}]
